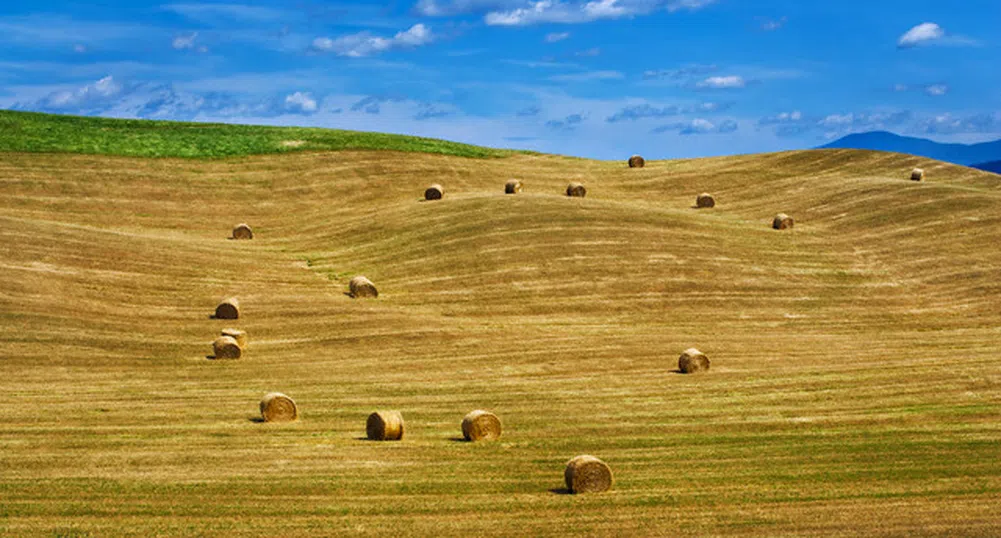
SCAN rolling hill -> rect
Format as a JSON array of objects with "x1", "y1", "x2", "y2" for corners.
[
  {"x1": 1, "y1": 112, "x2": 1000, "y2": 537},
  {"x1": 821, "y1": 130, "x2": 1001, "y2": 167}
]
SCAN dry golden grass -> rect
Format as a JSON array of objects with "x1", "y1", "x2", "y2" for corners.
[{"x1": 0, "y1": 148, "x2": 1000, "y2": 536}]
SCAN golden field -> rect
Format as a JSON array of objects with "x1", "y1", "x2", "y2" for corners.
[{"x1": 1, "y1": 147, "x2": 999, "y2": 536}]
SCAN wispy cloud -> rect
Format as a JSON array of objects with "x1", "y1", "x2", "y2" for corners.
[
  {"x1": 546, "y1": 32, "x2": 571, "y2": 42},
  {"x1": 545, "y1": 112, "x2": 585, "y2": 130},
  {"x1": 758, "y1": 16, "x2": 787, "y2": 31},
  {"x1": 549, "y1": 70, "x2": 624, "y2": 82},
  {"x1": 653, "y1": 117, "x2": 737, "y2": 135},
  {"x1": 893, "y1": 83, "x2": 950, "y2": 97},
  {"x1": 312, "y1": 24, "x2": 434, "y2": 57},
  {"x1": 696, "y1": 75, "x2": 746, "y2": 89},
  {"x1": 485, "y1": 0, "x2": 714, "y2": 26},
  {"x1": 171, "y1": 32, "x2": 207, "y2": 52},
  {"x1": 414, "y1": 0, "x2": 521, "y2": 16},
  {"x1": 162, "y1": 3, "x2": 289, "y2": 23},
  {"x1": 606, "y1": 101, "x2": 727, "y2": 122}
]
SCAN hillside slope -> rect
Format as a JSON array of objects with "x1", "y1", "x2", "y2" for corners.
[{"x1": 0, "y1": 147, "x2": 999, "y2": 537}]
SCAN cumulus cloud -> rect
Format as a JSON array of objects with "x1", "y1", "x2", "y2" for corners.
[
  {"x1": 284, "y1": 92, "x2": 317, "y2": 114},
  {"x1": 653, "y1": 117, "x2": 737, "y2": 135},
  {"x1": 312, "y1": 24, "x2": 433, "y2": 57},
  {"x1": 897, "y1": 22, "x2": 944, "y2": 48},
  {"x1": 696, "y1": 75, "x2": 746, "y2": 89}
]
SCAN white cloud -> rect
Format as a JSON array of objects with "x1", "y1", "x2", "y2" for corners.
[
  {"x1": 163, "y1": 3, "x2": 289, "y2": 23},
  {"x1": 666, "y1": 0, "x2": 716, "y2": 12},
  {"x1": 549, "y1": 70, "x2": 624, "y2": 82},
  {"x1": 759, "y1": 16, "x2": 787, "y2": 31},
  {"x1": 924, "y1": 84, "x2": 948, "y2": 96},
  {"x1": 172, "y1": 32, "x2": 199, "y2": 50},
  {"x1": 414, "y1": 0, "x2": 521, "y2": 16},
  {"x1": 312, "y1": 24, "x2": 433, "y2": 57},
  {"x1": 696, "y1": 75, "x2": 746, "y2": 89},
  {"x1": 897, "y1": 22, "x2": 943, "y2": 48},
  {"x1": 486, "y1": 0, "x2": 630, "y2": 26},
  {"x1": 546, "y1": 32, "x2": 571, "y2": 42},
  {"x1": 73, "y1": 44, "x2": 87, "y2": 53},
  {"x1": 653, "y1": 117, "x2": 737, "y2": 135},
  {"x1": 284, "y1": 91, "x2": 317, "y2": 113}
]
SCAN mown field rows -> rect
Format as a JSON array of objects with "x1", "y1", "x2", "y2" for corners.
[{"x1": 1, "y1": 148, "x2": 999, "y2": 536}]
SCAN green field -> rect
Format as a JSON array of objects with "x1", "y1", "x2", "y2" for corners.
[
  {"x1": 0, "y1": 109, "x2": 522, "y2": 159},
  {"x1": 0, "y1": 113, "x2": 999, "y2": 536}
]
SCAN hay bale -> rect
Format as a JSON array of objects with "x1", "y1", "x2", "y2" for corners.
[
  {"x1": 564, "y1": 455, "x2": 613, "y2": 494},
  {"x1": 232, "y1": 223, "x2": 253, "y2": 240},
  {"x1": 425, "y1": 184, "x2": 444, "y2": 201},
  {"x1": 772, "y1": 213, "x2": 794, "y2": 230},
  {"x1": 678, "y1": 348, "x2": 710, "y2": 374},
  {"x1": 367, "y1": 410, "x2": 404, "y2": 441},
  {"x1": 215, "y1": 298, "x2": 240, "y2": 320},
  {"x1": 628, "y1": 155, "x2": 645, "y2": 168},
  {"x1": 566, "y1": 182, "x2": 587, "y2": 198},
  {"x1": 260, "y1": 392, "x2": 298, "y2": 422},
  {"x1": 911, "y1": 168, "x2": 925, "y2": 181},
  {"x1": 505, "y1": 179, "x2": 523, "y2": 194},
  {"x1": 212, "y1": 335, "x2": 242, "y2": 359},
  {"x1": 349, "y1": 276, "x2": 378, "y2": 298},
  {"x1": 696, "y1": 193, "x2": 716, "y2": 208},
  {"x1": 461, "y1": 410, "x2": 502, "y2": 442},
  {"x1": 220, "y1": 328, "x2": 247, "y2": 349}
]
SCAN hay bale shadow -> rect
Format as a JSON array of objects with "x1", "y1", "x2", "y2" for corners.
[
  {"x1": 205, "y1": 355, "x2": 216, "y2": 360},
  {"x1": 669, "y1": 368, "x2": 684, "y2": 374},
  {"x1": 448, "y1": 436, "x2": 469, "y2": 443},
  {"x1": 549, "y1": 488, "x2": 573, "y2": 495},
  {"x1": 248, "y1": 417, "x2": 265, "y2": 423}
]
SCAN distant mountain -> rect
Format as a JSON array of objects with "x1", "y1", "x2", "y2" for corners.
[
  {"x1": 973, "y1": 161, "x2": 1001, "y2": 174},
  {"x1": 820, "y1": 131, "x2": 1001, "y2": 166}
]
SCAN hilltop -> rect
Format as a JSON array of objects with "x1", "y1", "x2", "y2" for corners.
[
  {"x1": 0, "y1": 116, "x2": 1000, "y2": 537},
  {"x1": 0, "y1": 109, "x2": 523, "y2": 159}
]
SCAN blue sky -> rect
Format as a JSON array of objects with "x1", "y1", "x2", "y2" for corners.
[{"x1": 1, "y1": 0, "x2": 998, "y2": 159}]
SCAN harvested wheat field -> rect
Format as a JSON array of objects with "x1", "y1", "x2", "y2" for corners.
[{"x1": 0, "y1": 112, "x2": 999, "y2": 537}]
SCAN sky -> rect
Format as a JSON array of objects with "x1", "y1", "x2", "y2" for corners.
[{"x1": 0, "y1": 0, "x2": 999, "y2": 159}]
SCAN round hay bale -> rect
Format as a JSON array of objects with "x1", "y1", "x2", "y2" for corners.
[
  {"x1": 260, "y1": 392, "x2": 298, "y2": 422},
  {"x1": 425, "y1": 184, "x2": 444, "y2": 201},
  {"x1": 628, "y1": 155, "x2": 645, "y2": 168},
  {"x1": 505, "y1": 179, "x2": 523, "y2": 194},
  {"x1": 566, "y1": 182, "x2": 587, "y2": 198},
  {"x1": 911, "y1": 168, "x2": 925, "y2": 181},
  {"x1": 215, "y1": 298, "x2": 240, "y2": 320},
  {"x1": 232, "y1": 223, "x2": 253, "y2": 240},
  {"x1": 220, "y1": 328, "x2": 247, "y2": 349},
  {"x1": 696, "y1": 193, "x2": 716, "y2": 208},
  {"x1": 564, "y1": 455, "x2": 613, "y2": 494},
  {"x1": 772, "y1": 213, "x2": 794, "y2": 230},
  {"x1": 349, "y1": 276, "x2": 378, "y2": 298},
  {"x1": 367, "y1": 410, "x2": 404, "y2": 441},
  {"x1": 461, "y1": 410, "x2": 502, "y2": 442},
  {"x1": 212, "y1": 335, "x2": 242, "y2": 359},
  {"x1": 678, "y1": 348, "x2": 710, "y2": 374}
]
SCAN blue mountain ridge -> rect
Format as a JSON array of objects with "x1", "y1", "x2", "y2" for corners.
[{"x1": 819, "y1": 131, "x2": 1001, "y2": 171}]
